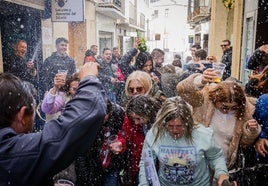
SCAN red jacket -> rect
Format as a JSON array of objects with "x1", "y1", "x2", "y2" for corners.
[{"x1": 122, "y1": 115, "x2": 145, "y2": 180}]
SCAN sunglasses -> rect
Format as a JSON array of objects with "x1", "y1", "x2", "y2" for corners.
[
  {"x1": 128, "y1": 86, "x2": 144, "y2": 94},
  {"x1": 206, "y1": 58, "x2": 214, "y2": 60},
  {"x1": 220, "y1": 44, "x2": 229, "y2": 47}
]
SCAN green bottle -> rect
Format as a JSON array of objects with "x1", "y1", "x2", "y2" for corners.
[{"x1": 136, "y1": 30, "x2": 147, "y2": 52}]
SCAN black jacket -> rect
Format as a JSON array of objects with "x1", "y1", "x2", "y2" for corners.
[
  {"x1": 39, "y1": 52, "x2": 76, "y2": 94},
  {"x1": 118, "y1": 48, "x2": 138, "y2": 79},
  {"x1": 247, "y1": 48, "x2": 268, "y2": 73},
  {"x1": 75, "y1": 102, "x2": 125, "y2": 186},
  {"x1": 221, "y1": 47, "x2": 232, "y2": 80},
  {"x1": 3, "y1": 54, "x2": 36, "y2": 84},
  {"x1": 118, "y1": 48, "x2": 162, "y2": 90},
  {"x1": 0, "y1": 75, "x2": 107, "y2": 186}
]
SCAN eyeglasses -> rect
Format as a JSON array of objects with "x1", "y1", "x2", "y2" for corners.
[
  {"x1": 220, "y1": 105, "x2": 238, "y2": 111},
  {"x1": 128, "y1": 86, "x2": 144, "y2": 94},
  {"x1": 220, "y1": 44, "x2": 229, "y2": 47}
]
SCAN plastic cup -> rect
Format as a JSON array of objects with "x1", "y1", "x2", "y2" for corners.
[
  {"x1": 57, "y1": 69, "x2": 68, "y2": 75},
  {"x1": 57, "y1": 70, "x2": 68, "y2": 81},
  {"x1": 212, "y1": 63, "x2": 226, "y2": 83}
]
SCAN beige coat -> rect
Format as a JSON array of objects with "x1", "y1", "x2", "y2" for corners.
[{"x1": 176, "y1": 73, "x2": 261, "y2": 169}]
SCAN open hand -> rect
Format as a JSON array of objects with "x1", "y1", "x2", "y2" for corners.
[{"x1": 259, "y1": 44, "x2": 268, "y2": 54}]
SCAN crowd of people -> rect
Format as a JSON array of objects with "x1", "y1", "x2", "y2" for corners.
[{"x1": 1, "y1": 37, "x2": 268, "y2": 186}]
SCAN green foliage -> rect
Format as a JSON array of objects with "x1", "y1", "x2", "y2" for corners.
[{"x1": 136, "y1": 30, "x2": 147, "y2": 52}]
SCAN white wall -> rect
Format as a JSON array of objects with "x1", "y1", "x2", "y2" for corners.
[{"x1": 148, "y1": 0, "x2": 190, "y2": 59}]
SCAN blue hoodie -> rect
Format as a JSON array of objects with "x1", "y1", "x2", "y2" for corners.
[{"x1": 253, "y1": 93, "x2": 268, "y2": 163}]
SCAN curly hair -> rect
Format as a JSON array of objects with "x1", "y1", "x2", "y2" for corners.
[
  {"x1": 248, "y1": 65, "x2": 268, "y2": 89},
  {"x1": 208, "y1": 81, "x2": 246, "y2": 119},
  {"x1": 63, "y1": 73, "x2": 80, "y2": 96},
  {"x1": 126, "y1": 94, "x2": 161, "y2": 125}
]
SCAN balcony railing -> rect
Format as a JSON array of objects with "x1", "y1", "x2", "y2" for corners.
[
  {"x1": 96, "y1": 0, "x2": 125, "y2": 19},
  {"x1": 129, "y1": 1, "x2": 137, "y2": 25},
  {"x1": 116, "y1": 1, "x2": 144, "y2": 31},
  {"x1": 140, "y1": 13, "x2": 145, "y2": 30},
  {"x1": 98, "y1": 0, "x2": 122, "y2": 11},
  {"x1": 187, "y1": 6, "x2": 210, "y2": 24}
]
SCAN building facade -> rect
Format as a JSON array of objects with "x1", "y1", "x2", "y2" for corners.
[
  {"x1": 0, "y1": 0, "x2": 150, "y2": 72},
  {"x1": 149, "y1": 0, "x2": 191, "y2": 61},
  {"x1": 240, "y1": 0, "x2": 268, "y2": 83},
  {"x1": 96, "y1": 0, "x2": 149, "y2": 55},
  {"x1": 187, "y1": 0, "x2": 268, "y2": 83},
  {"x1": 187, "y1": 0, "x2": 210, "y2": 52}
]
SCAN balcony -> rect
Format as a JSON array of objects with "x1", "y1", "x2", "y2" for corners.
[
  {"x1": 128, "y1": 1, "x2": 137, "y2": 26},
  {"x1": 96, "y1": 0, "x2": 125, "y2": 20},
  {"x1": 116, "y1": 1, "x2": 144, "y2": 31},
  {"x1": 187, "y1": 6, "x2": 210, "y2": 24},
  {"x1": 139, "y1": 13, "x2": 145, "y2": 30}
]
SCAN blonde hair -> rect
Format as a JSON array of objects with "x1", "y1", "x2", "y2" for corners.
[
  {"x1": 152, "y1": 96, "x2": 194, "y2": 145},
  {"x1": 206, "y1": 55, "x2": 217, "y2": 62},
  {"x1": 125, "y1": 71, "x2": 153, "y2": 97},
  {"x1": 208, "y1": 81, "x2": 246, "y2": 119}
]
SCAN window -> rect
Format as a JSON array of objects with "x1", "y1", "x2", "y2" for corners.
[
  {"x1": 165, "y1": 8, "x2": 169, "y2": 17},
  {"x1": 154, "y1": 10, "x2": 158, "y2": 18}
]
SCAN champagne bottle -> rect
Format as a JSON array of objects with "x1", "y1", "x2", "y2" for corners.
[{"x1": 136, "y1": 30, "x2": 147, "y2": 52}]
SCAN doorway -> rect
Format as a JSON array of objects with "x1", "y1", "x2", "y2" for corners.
[
  {"x1": 99, "y1": 31, "x2": 113, "y2": 54},
  {"x1": 0, "y1": 1, "x2": 45, "y2": 130},
  {"x1": 0, "y1": 1, "x2": 42, "y2": 67}
]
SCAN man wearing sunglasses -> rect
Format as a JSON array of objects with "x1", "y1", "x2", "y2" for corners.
[{"x1": 220, "y1": 39, "x2": 232, "y2": 80}]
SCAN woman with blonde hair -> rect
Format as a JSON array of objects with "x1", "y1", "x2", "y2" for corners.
[
  {"x1": 120, "y1": 70, "x2": 165, "y2": 106},
  {"x1": 206, "y1": 55, "x2": 217, "y2": 63},
  {"x1": 139, "y1": 96, "x2": 231, "y2": 186},
  {"x1": 124, "y1": 70, "x2": 153, "y2": 97}
]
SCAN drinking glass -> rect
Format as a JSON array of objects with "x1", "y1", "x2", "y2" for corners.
[
  {"x1": 57, "y1": 69, "x2": 68, "y2": 81},
  {"x1": 212, "y1": 63, "x2": 226, "y2": 83},
  {"x1": 57, "y1": 69, "x2": 68, "y2": 75}
]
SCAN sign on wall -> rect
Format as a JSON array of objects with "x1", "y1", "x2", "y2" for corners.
[{"x1": 52, "y1": 0, "x2": 85, "y2": 22}]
